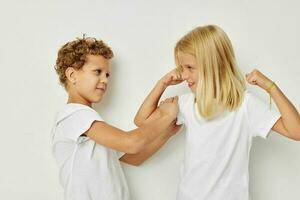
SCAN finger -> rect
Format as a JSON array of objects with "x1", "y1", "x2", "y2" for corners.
[
  {"x1": 163, "y1": 98, "x2": 171, "y2": 103},
  {"x1": 245, "y1": 74, "x2": 250, "y2": 82},
  {"x1": 159, "y1": 100, "x2": 165, "y2": 105},
  {"x1": 171, "y1": 74, "x2": 179, "y2": 81},
  {"x1": 175, "y1": 73, "x2": 182, "y2": 80},
  {"x1": 246, "y1": 73, "x2": 253, "y2": 83},
  {"x1": 167, "y1": 97, "x2": 174, "y2": 103},
  {"x1": 248, "y1": 76, "x2": 257, "y2": 85},
  {"x1": 174, "y1": 124, "x2": 182, "y2": 131},
  {"x1": 171, "y1": 124, "x2": 182, "y2": 134}
]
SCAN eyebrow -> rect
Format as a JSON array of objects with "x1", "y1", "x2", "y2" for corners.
[
  {"x1": 92, "y1": 66, "x2": 111, "y2": 73},
  {"x1": 182, "y1": 64, "x2": 193, "y2": 67}
]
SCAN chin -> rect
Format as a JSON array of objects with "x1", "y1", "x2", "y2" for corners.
[
  {"x1": 89, "y1": 95, "x2": 103, "y2": 104},
  {"x1": 189, "y1": 87, "x2": 196, "y2": 93},
  {"x1": 94, "y1": 97, "x2": 103, "y2": 103}
]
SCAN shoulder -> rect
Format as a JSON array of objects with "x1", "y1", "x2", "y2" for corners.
[
  {"x1": 52, "y1": 104, "x2": 104, "y2": 142},
  {"x1": 178, "y1": 92, "x2": 194, "y2": 109},
  {"x1": 242, "y1": 90, "x2": 266, "y2": 109},
  {"x1": 54, "y1": 103, "x2": 102, "y2": 126}
]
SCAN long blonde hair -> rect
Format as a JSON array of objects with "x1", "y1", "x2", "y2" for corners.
[{"x1": 175, "y1": 25, "x2": 246, "y2": 119}]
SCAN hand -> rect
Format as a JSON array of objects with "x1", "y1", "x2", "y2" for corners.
[
  {"x1": 159, "y1": 69, "x2": 184, "y2": 87},
  {"x1": 246, "y1": 69, "x2": 274, "y2": 91},
  {"x1": 158, "y1": 96, "x2": 179, "y2": 119},
  {"x1": 165, "y1": 121, "x2": 182, "y2": 137}
]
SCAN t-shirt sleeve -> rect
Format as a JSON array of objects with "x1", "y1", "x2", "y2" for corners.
[
  {"x1": 58, "y1": 108, "x2": 103, "y2": 143},
  {"x1": 246, "y1": 92, "x2": 281, "y2": 139},
  {"x1": 117, "y1": 151, "x2": 126, "y2": 159},
  {"x1": 176, "y1": 94, "x2": 190, "y2": 125},
  {"x1": 176, "y1": 111, "x2": 185, "y2": 125}
]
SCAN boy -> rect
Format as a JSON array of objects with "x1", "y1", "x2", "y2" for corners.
[{"x1": 52, "y1": 36, "x2": 181, "y2": 200}]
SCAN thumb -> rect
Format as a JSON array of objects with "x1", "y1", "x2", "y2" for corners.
[{"x1": 173, "y1": 96, "x2": 179, "y2": 103}]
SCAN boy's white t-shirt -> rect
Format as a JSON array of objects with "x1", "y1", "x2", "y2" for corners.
[
  {"x1": 176, "y1": 91, "x2": 280, "y2": 200},
  {"x1": 51, "y1": 103, "x2": 129, "y2": 200}
]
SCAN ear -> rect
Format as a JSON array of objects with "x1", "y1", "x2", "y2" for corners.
[{"x1": 65, "y1": 67, "x2": 77, "y2": 85}]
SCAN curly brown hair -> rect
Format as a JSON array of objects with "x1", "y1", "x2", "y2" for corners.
[{"x1": 54, "y1": 35, "x2": 114, "y2": 89}]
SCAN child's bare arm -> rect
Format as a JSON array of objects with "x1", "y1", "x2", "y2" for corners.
[
  {"x1": 85, "y1": 97, "x2": 179, "y2": 154},
  {"x1": 246, "y1": 69, "x2": 300, "y2": 140},
  {"x1": 134, "y1": 81, "x2": 167, "y2": 126},
  {"x1": 134, "y1": 69, "x2": 183, "y2": 126},
  {"x1": 269, "y1": 86, "x2": 300, "y2": 140},
  {"x1": 120, "y1": 107, "x2": 182, "y2": 166}
]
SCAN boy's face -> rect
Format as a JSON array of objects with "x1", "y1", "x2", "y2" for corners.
[
  {"x1": 178, "y1": 52, "x2": 199, "y2": 93},
  {"x1": 70, "y1": 55, "x2": 110, "y2": 106}
]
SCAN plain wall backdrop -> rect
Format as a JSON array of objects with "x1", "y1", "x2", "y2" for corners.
[{"x1": 0, "y1": 0, "x2": 299, "y2": 199}]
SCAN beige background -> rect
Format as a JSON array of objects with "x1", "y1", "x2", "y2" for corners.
[{"x1": 0, "y1": 0, "x2": 299, "y2": 199}]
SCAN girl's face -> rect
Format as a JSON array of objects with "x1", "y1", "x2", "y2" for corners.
[
  {"x1": 178, "y1": 52, "x2": 199, "y2": 93},
  {"x1": 71, "y1": 55, "x2": 110, "y2": 106}
]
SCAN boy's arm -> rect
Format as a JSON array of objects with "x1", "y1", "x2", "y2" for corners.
[
  {"x1": 246, "y1": 69, "x2": 300, "y2": 140},
  {"x1": 120, "y1": 108, "x2": 182, "y2": 166},
  {"x1": 85, "y1": 97, "x2": 179, "y2": 154},
  {"x1": 134, "y1": 69, "x2": 183, "y2": 126}
]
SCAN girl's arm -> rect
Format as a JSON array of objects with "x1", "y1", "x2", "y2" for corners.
[
  {"x1": 85, "y1": 97, "x2": 179, "y2": 154},
  {"x1": 246, "y1": 69, "x2": 300, "y2": 140},
  {"x1": 120, "y1": 105, "x2": 182, "y2": 166},
  {"x1": 134, "y1": 69, "x2": 183, "y2": 126}
]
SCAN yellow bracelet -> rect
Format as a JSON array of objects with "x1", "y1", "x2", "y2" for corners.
[
  {"x1": 266, "y1": 81, "x2": 276, "y2": 93},
  {"x1": 266, "y1": 82, "x2": 276, "y2": 109}
]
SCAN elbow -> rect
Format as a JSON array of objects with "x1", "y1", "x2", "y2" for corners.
[
  {"x1": 134, "y1": 117, "x2": 141, "y2": 127},
  {"x1": 292, "y1": 125, "x2": 300, "y2": 141},
  {"x1": 134, "y1": 114, "x2": 149, "y2": 127},
  {"x1": 128, "y1": 160, "x2": 144, "y2": 166},
  {"x1": 119, "y1": 157, "x2": 144, "y2": 166},
  {"x1": 289, "y1": 130, "x2": 300, "y2": 141},
  {"x1": 292, "y1": 136, "x2": 300, "y2": 141},
  {"x1": 134, "y1": 117, "x2": 145, "y2": 127},
  {"x1": 292, "y1": 132, "x2": 300, "y2": 141}
]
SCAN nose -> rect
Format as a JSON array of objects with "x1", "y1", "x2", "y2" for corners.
[{"x1": 100, "y1": 74, "x2": 108, "y2": 84}]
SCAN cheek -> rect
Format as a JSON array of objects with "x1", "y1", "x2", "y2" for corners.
[
  {"x1": 192, "y1": 72, "x2": 199, "y2": 82},
  {"x1": 79, "y1": 76, "x2": 97, "y2": 89}
]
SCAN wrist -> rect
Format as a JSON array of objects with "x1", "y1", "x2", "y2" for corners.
[
  {"x1": 157, "y1": 78, "x2": 168, "y2": 89},
  {"x1": 265, "y1": 81, "x2": 277, "y2": 93},
  {"x1": 269, "y1": 83, "x2": 279, "y2": 96}
]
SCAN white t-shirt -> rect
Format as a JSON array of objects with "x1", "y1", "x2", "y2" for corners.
[
  {"x1": 51, "y1": 103, "x2": 130, "y2": 200},
  {"x1": 176, "y1": 91, "x2": 280, "y2": 200}
]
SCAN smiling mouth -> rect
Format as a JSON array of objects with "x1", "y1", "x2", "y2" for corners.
[{"x1": 96, "y1": 87, "x2": 106, "y2": 92}]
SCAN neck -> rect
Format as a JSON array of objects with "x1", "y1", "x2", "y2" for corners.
[{"x1": 67, "y1": 94, "x2": 92, "y2": 107}]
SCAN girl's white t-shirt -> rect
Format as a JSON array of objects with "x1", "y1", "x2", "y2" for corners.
[
  {"x1": 51, "y1": 103, "x2": 129, "y2": 200},
  {"x1": 176, "y1": 91, "x2": 280, "y2": 200}
]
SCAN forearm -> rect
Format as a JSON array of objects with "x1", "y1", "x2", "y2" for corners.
[
  {"x1": 270, "y1": 85, "x2": 300, "y2": 135},
  {"x1": 119, "y1": 133, "x2": 171, "y2": 166},
  {"x1": 134, "y1": 80, "x2": 167, "y2": 126},
  {"x1": 129, "y1": 112, "x2": 175, "y2": 151}
]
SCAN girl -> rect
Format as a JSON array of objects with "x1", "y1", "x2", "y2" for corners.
[
  {"x1": 52, "y1": 37, "x2": 181, "y2": 200},
  {"x1": 134, "y1": 25, "x2": 300, "y2": 200}
]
